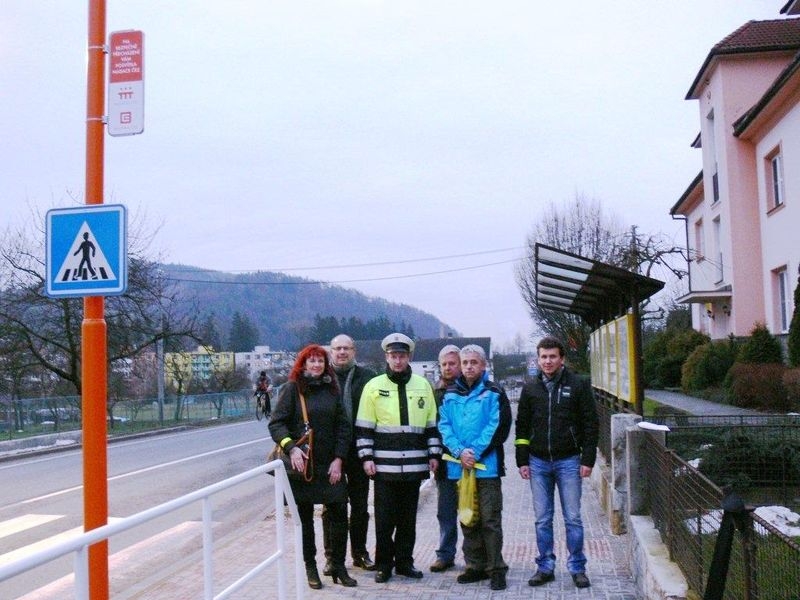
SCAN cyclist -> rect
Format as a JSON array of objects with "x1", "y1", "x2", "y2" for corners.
[{"x1": 254, "y1": 371, "x2": 273, "y2": 419}]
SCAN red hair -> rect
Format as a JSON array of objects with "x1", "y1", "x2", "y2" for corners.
[{"x1": 289, "y1": 344, "x2": 338, "y2": 394}]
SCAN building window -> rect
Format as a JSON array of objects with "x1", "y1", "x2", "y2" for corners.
[
  {"x1": 774, "y1": 267, "x2": 791, "y2": 333},
  {"x1": 765, "y1": 147, "x2": 785, "y2": 210},
  {"x1": 693, "y1": 219, "x2": 704, "y2": 261},
  {"x1": 712, "y1": 217, "x2": 723, "y2": 282},
  {"x1": 706, "y1": 109, "x2": 720, "y2": 203}
]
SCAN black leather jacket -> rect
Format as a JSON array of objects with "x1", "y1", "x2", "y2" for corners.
[{"x1": 514, "y1": 367, "x2": 598, "y2": 468}]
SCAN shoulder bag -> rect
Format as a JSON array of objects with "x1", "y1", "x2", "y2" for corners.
[{"x1": 267, "y1": 390, "x2": 314, "y2": 481}]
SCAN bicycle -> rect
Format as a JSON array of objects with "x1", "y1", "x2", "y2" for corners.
[{"x1": 254, "y1": 390, "x2": 271, "y2": 421}]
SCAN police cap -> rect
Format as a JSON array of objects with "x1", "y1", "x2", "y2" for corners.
[{"x1": 381, "y1": 332, "x2": 415, "y2": 353}]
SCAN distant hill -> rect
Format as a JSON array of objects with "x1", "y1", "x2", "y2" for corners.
[{"x1": 163, "y1": 264, "x2": 457, "y2": 350}]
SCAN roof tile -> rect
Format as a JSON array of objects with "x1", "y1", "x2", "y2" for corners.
[{"x1": 713, "y1": 18, "x2": 800, "y2": 54}]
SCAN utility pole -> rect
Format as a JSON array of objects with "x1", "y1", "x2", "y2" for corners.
[
  {"x1": 83, "y1": 2, "x2": 109, "y2": 598},
  {"x1": 157, "y1": 314, "x2": 165, "y2": 424}
]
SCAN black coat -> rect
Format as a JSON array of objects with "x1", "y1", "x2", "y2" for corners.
[
  {"x1": 514, "y1": 367, "x2": 599, "y2": 468},
  {"x1": 334, "y1": 364, "x2": 376, "y2": 465},
  {"x1": 269, "y1": 377, "x2": 351, "y2": 504}
]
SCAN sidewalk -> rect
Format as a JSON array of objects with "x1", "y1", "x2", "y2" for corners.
[
  {"x1": 136, "y1": 428, "x2": 641, "y2": 600},
  {"x1": 645, "y1": 389, "x2": 762, "y2": 416}
]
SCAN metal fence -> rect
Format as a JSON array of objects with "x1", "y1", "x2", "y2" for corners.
[
  {"x1": 648, "y1": 414, "x2": 800, "y2": 512},
  {"x1": 641, "y1": 430, "x2": 800, "y2": 600},
  {"x1": 0, "y1": 460, "x2": 304, "y2": 600},
  {"x1": 595, "y1": 389, "x2": 636, "y2": 461},
  {"x1": 1, "y1": 391, "x2": 256, "y2": 439}
]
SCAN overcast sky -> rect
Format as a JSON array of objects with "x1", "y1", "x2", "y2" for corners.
[{"x1": 0, "y1": 1, "x2": 787, "y2": 350}]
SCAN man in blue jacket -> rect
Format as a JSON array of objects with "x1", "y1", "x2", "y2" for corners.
[
  {"x1": 438, "y1": 344, "x2": 511, "y2": 591},
  {"x1": 515, "y1": 336, "x2": 598, "y2": 589}
]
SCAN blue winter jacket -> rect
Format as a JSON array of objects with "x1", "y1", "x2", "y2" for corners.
[{"x1": 438, "y1": 371, "x2": 511, "y2": 480}]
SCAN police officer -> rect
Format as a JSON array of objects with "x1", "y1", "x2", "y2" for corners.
[{"x1": 355, "y1": 333, "x2": 441, "y2": 583}]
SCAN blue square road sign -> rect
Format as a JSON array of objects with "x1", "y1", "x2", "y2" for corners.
[{"x1": 46, "y1": 204, "x2": 128, "y2": 297}]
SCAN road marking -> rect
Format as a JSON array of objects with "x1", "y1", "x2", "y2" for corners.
[
  {"x1": 13, "y1": 521, "x2": 204, "y2": 600},
  {"x1": 0, "y1": 515, "x2": 62, "y2": 540},
  {"x1": 9, "y1": 438, "x2": 263, "y2": 509},
  {"x1": 0, "y1": 518, "x2": 123, "y2": 567}
]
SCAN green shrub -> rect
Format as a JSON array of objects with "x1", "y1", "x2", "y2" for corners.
[
  {"x1": 781, "y1": 367, "x2": 800, "y2": 411},
  {"x1": 726, "y1": 363, "x2": 789, "y2": 411},
  {"x1": 643, "y1": 330, "x2": 671, "y2": 388},
  {"x1": 643, "y1": 328, "x2": 709, "y2": 388},
  {"x1": 788, "y1": 270, "x2": 800, "y2": 367},
  {"x1": 698, "y1": 430, "x2": 800, "y2": 489},
  {"x1": 737, "y1": 322, "x2": 784, "y2": 364},
  {"x1": 681, "y1": 338, "x2": 740, "y2": 392},
  {"x1": 667, "y1": 328, "x2": 711, "y2": 360}
]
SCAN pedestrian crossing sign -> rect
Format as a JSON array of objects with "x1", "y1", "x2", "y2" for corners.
[{"x1": 45, "y1": 204, "x2": 128, "y2": 298}]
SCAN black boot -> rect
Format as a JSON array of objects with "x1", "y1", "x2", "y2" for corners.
[
  {"x1": 328, "y1": 504, "x2": 353, "y2": 584},
  {"x1": 322, "y1": 558, "x2": 334, "y2": 577},
  {"x1": 321, "y1": 506, "x2": 332, "y2": 575},
  {"x1": 330, "y1": 564, "x2": 358, "y2": 587},
  {"x1": 305, "y1": 562, "x2": 323, "y2": 589}
]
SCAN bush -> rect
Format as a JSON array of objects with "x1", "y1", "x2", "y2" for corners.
[
  {"x1": 781, "y1": 367, "x2": 800, "y2": 412},
  {"x1": 788, "y1": 270, "x2": 800, "y2": 367},
  {"x1": 737, "y1": 322, "x2": 784, "y2": 364},
  {"x1": 642, "y1": 330, "x2": 670, "y2": 387},
  {"x1": 643, "y1": 328, "x2": 709, "y2": 388},
  {"x1": 667, "y1": 328, "x2": 711, "y2": 360},
  {"x1": 698, "y1": 430, "x2": 800, "y2": 489},
  {"x1": 726, "y1": 363, "x2": 789, "y2": 411},
  {"x1": 681, "y1": 337, "x2": 740, "y2": 392}
]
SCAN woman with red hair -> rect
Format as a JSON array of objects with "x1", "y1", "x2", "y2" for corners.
[{"x1": 269, "y1": 344, "x2": 356, "y2": 589}]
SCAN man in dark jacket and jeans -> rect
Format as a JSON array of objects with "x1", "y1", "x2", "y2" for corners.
[{"x1": 514, "y1": 336, "x2": 598, "y2": 589}]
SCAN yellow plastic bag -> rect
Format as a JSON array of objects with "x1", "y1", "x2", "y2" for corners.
[{"x1": 457, "y1": 468, "x2": 480, "y2": 527}]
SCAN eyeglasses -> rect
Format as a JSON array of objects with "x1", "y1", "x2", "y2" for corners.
[{"x1": 332, "y1": 346, "x2": 354, "y2": 352}]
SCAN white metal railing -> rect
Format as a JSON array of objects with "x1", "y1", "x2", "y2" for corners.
[{"x1": 0, "y1": 460, "x2": 305, "y2": 600}]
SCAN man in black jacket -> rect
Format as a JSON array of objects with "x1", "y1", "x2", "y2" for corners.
[
  {"x1": 514, "y1": 336, "x2": 598, "y2": 589},
  {"x1": 322, "y1": 334, "x2": 377, "y2": 574},
  {"x1": 429, "y1": 344, "x2": 461, "y2": 573}
]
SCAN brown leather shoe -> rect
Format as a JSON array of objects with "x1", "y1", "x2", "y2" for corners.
[{"x1": 429, "y1": 559, "x2": 455, "y2": 573}]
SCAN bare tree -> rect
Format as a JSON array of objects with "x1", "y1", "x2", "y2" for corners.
[
  {"x1": 515, "y1": 195, "x2": 687, "y2": 371},
  {"x1": 0, "y1": 208, "x2": 200, "y2": 411}
]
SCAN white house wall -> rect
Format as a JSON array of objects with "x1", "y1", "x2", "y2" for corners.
[
  {"x1": 694, "y1": 56, "x2": 791, "y2": 336},
  {"x1": 754, "y1": 101, "x2": 800, "y2": 333}
]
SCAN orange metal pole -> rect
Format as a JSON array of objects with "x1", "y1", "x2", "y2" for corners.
[{"x1": 84, "y1": 1, "x2": 109, "y2": 599}]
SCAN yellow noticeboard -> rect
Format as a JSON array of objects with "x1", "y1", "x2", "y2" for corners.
[{"x1": 590, "y1": 314, "x2": 637, "y2": 403}]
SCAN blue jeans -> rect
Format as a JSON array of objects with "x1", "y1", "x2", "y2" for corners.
[
  {"x1": 435, "y1": 478, "x2": 458, "y2": 562},
  {"x1": 528, "y1": 454, "x2": 587, "y2": 575}
]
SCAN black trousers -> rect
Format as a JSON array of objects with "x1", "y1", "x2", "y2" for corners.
[
  {"x1": 298, "y1": 501, "x2": 347, "y2": 566},
  {"x1": 322, "y1": 458, "x2": 371, "y2": 559},
  {"x1": 373, "y1": 479, "x2": 420, "y2": 571}
]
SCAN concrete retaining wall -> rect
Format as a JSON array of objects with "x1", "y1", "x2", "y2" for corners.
[{"x1": 592, "y1": 417, "x2": 691, "y2": 600}]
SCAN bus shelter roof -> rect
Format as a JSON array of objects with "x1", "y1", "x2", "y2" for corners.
[{"x1": 534, "y1": 243, "x2": 665, "y2": 326}]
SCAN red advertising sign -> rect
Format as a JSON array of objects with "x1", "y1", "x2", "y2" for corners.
[{"x1": 108, "y1": 30, "x2": 144, "y2": 136}]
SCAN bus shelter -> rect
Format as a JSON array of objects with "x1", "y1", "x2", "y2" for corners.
[{"x1": 533, "y1": 243, "x2": 665, "y2": 414}]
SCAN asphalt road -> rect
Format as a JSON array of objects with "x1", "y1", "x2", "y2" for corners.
[{"x1": 0, "y1": 419, "x2": 274, "y2": 599}]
